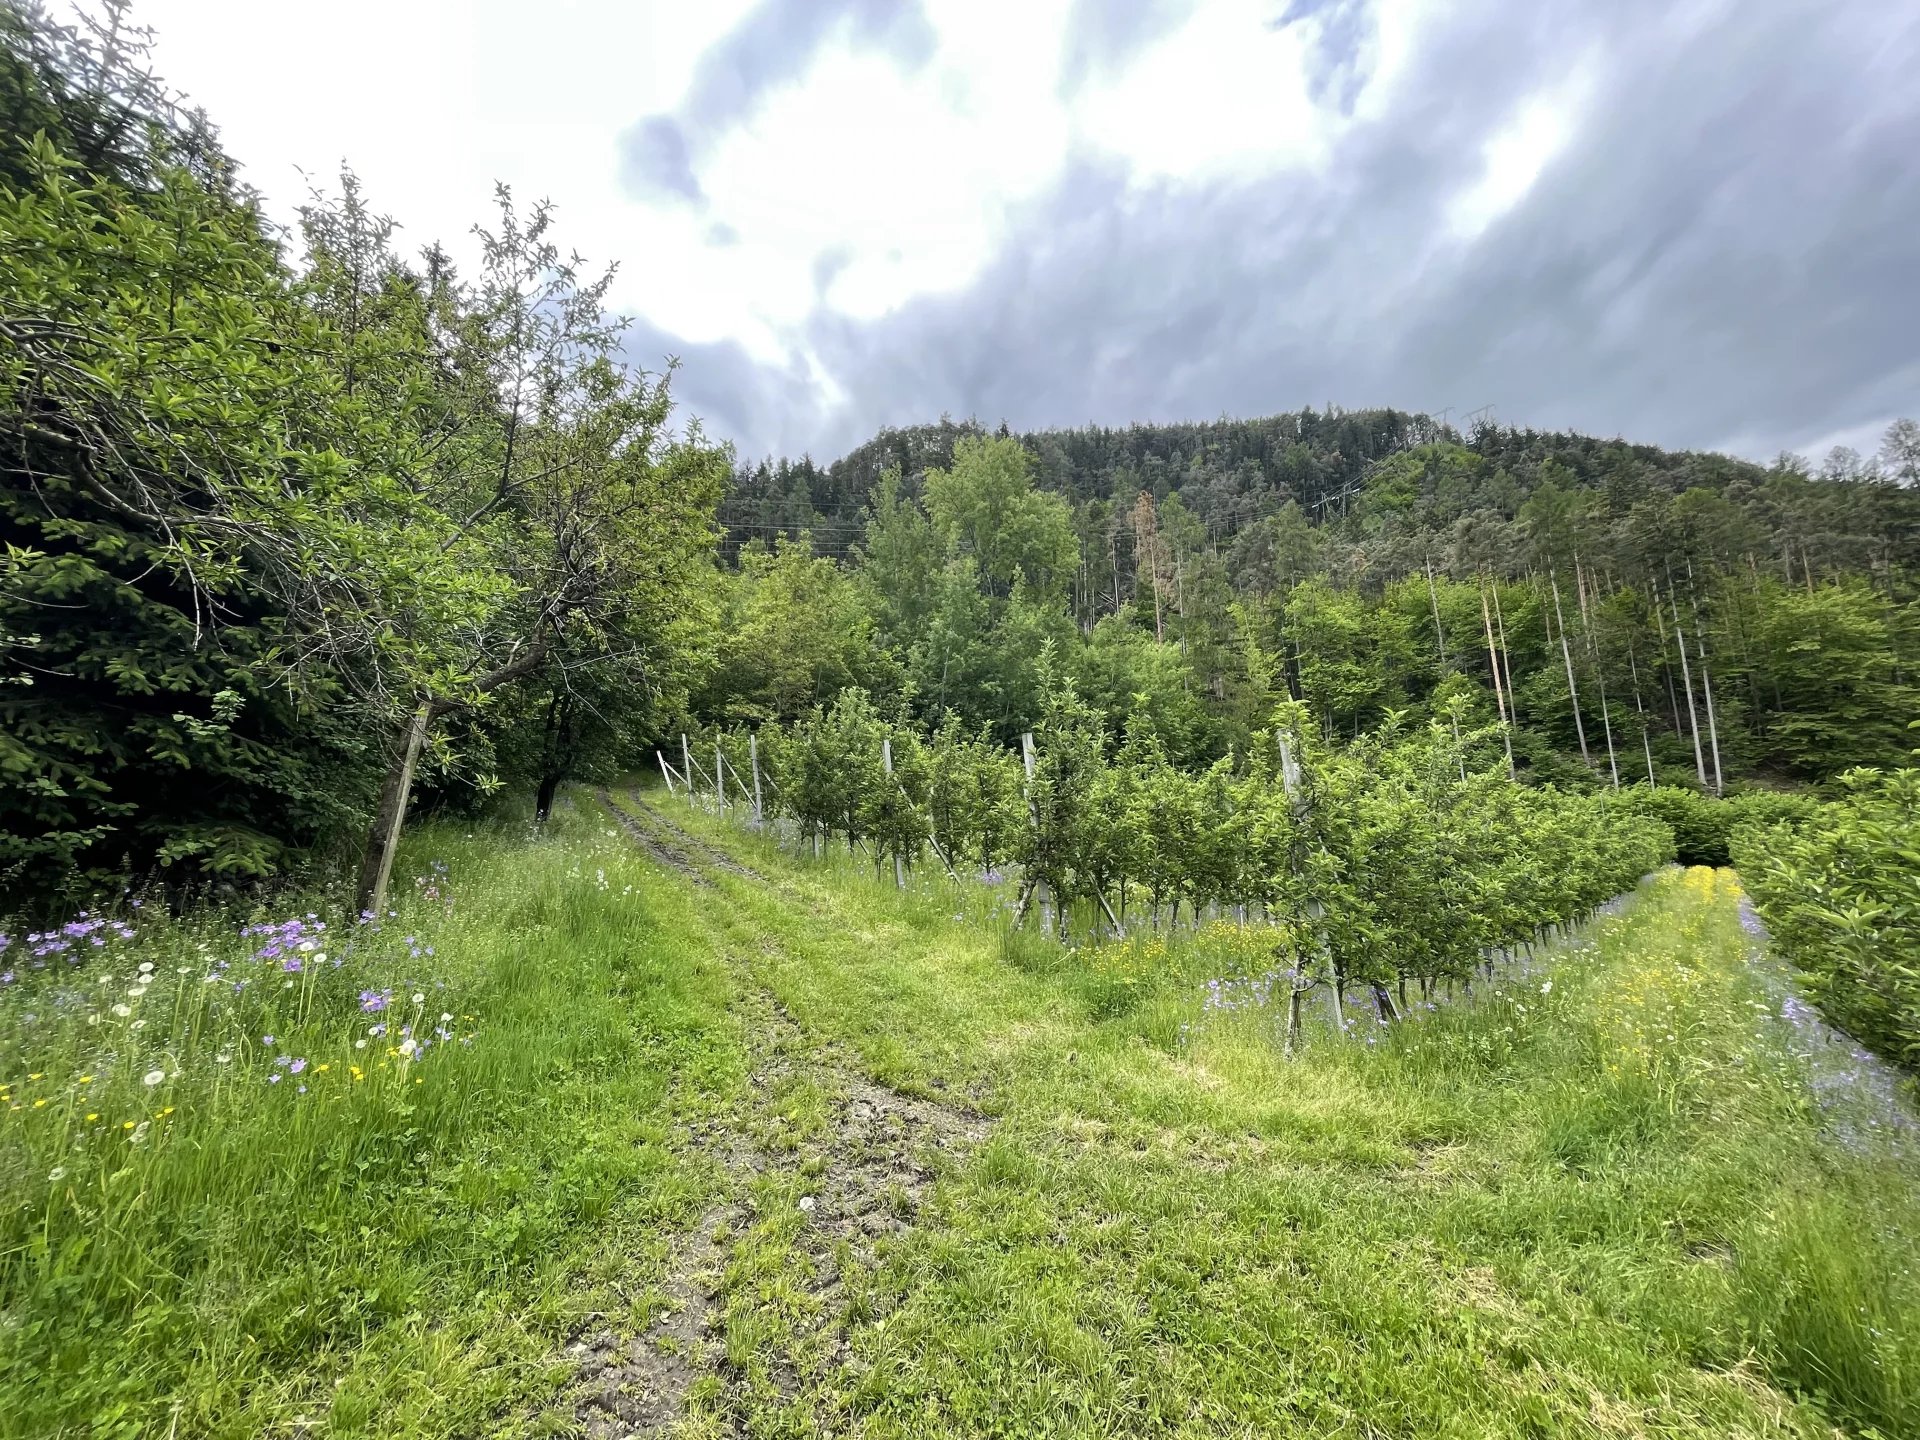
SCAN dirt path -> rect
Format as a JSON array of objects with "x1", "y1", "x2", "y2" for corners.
[{"x1": 567, "y1": 792, "x2": 990, "y2": 1436}]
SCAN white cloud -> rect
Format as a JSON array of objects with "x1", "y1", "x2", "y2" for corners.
[
  {"x1": 1076, "y1": 0, "x2": 1333, "y2": 180},
  {"x1": 1446, "y1": 71, "x2": 1589, "y2": 241}
]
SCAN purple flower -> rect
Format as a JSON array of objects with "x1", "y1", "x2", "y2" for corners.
[
  {"x1": 262, "y1": 1034, "x2": 275, "y2": 1045},
  {"x1": 282, "y1": 957, "x2": 302, "y2": 973},
  {"x1": 274, "y1": 1055, "x2": 291, "y2": 1068},
  {"x1": 267, "y1": 1073, "x2": 282, "y2": 1084},
  {"x1": 0, "y1": 972, "x2": 13, "y2": 985},
  {"x1": 289, "y1": 1057, "x2": 307, "y2": 1075}
]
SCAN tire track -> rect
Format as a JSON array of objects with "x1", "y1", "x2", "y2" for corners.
[{"x1": 568, "y1": 790, "x2": 989, "y2": 1435}]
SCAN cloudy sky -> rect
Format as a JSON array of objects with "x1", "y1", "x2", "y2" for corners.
[{"x1": 134, "y1": 0, "x2": 1917, "y2": 467}]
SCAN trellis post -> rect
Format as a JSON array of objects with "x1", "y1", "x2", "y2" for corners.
[{"x1": 750, "y1": 731, "x2": 764, "y2": 822}]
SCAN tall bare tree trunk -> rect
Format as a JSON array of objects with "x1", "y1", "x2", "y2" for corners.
[
  {"x1": 1665, "y1": 583, "x2": 1709, "y2": 791},
  {"x1": 1549, "y1": 571, "x2": 1591, "y2": 766},
  {"x1": 1480, "y1": 579, "x2": 1515, "y2": 779}
]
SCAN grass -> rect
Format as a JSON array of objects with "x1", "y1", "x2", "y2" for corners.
[
  {"x1": 3, "y1": 790, "x2": 1918, "y2": 1437},
  {"x1": 0, "y1": 803, "x2": 753, "y2": 1438}
]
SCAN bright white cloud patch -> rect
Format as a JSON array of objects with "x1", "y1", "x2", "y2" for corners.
[
  {"x1": 1446, "y1": 69, "x2": 1590, "y2": 241},
  {"x1": 1077, "y1": 0, "x2": 1332, "y2": 180}
]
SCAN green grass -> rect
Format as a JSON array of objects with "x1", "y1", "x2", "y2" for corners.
[
  {"x1": 4, "y1": 793, "x2": 1918, "y2": 1437},
  {"x1": 0, "y1": 804, "x2": 753, "y2": 1438}
]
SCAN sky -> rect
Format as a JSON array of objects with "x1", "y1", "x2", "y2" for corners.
[{"x1": 129, "y1": 0, "x2": 1919, "y2": 469}]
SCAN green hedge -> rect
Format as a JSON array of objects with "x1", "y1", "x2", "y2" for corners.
[
  {"x1": 1732, "y1": 767, "x2": 1920, "y2": 1071},
  {"x1": 1624, "y1": 787, "x2": 1818, "y2": 868}
]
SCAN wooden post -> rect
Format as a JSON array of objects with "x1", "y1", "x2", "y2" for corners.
[
  {"x1": 1021, "y1": 731, "x2": 1051, "y2": 935},
  {"x1": 882, "y1": 737, "x2": 904, "y2": 889},
  {"x1": 715, "y1": 741, "x2": 725, "y2": 811},
  {"x1": 682, "y1": 734, "x2": 697, "y2": 808},
  {"x1": 658, "y1": 750, "x2": 677, "y2": 795},
  {"x1": 749, "y1": 732, "x2": 763, "y2": 822},
  {"x1": 356, "y1": 704, "x2": 430, "y2": 917}
]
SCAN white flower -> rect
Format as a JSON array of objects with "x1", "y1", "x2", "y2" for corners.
[
  {"x1": 355, "y1": 1039, "x2": 367, "y2": 1050},
  {"x1": 127, "y1": 985, "x2": 147, "y2": 998},
  {"x1": 176, "y1": 966, "x2": 190, "y2": 975},
  {"x1": 142, "y1": 1069, "x2": 165, "y2": 1087},
  {"x1": 312, "y1": 953, "x2": 326, "y2": 965},
  {"x1": 130, "y1": 1020, "x2": 146, "y2": 1031},
  {"x1": 296, "y1": 940, "x2": 316, "y2": 953},
  {"x1": 1540, "y1": 980, "x2": 1552, "y2": 995},
  {"x1": 797, "y1": 1196, "x2": 816, "y2": 1212},
  {"x1": 214, "y1": 1052, "x2": 232, "y2": 1065},
  {"x1": 398, "y1": 1038, "x2": 418, "y2": 1057},
  {"x1": 128, "y1": 1121, "x2": 150, "y2": 1146},
  {"x1": 112, "y1": 1004, "x2": 131, "y2": 1017},
  {"x1": 440, "y1": 1012, "x2": 452, "y2": 1023},
  {"x1": 411, "y1": 993, "x2": 425, "y2": 1005},
  {"x1": 47, "y1": 1166, "x2": 67, "y2": 1182},
  {"x1": 137, "y1": 961, "x2": 154, "y2": 975}
]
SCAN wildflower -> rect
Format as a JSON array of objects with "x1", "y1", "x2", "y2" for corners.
[
  {"x1": 137, "y1": 961, "x2": 154, "y2": 975},
  {"x1": 84, "y1": 1113, "x2": 98, "y2": 1122},
  {"x1": 48, "y1": 1167, "x2": 66, "y2": 1182},
  {"x1": 273, "y1": 1056, "x2": 291, "y2": 1069},
  {"x1": 268, "y1": 1073, "x2": 283, "y2": 1084},
  {"x1": 112, "y1": 1004, "x2": 131, "y2": 1017},
  {"x1": 123, "y1": 1120, "x2": 135, "y2": 1129},
  {"x1": 78, "y1": 1075, "x2": 93, "y2": 1083},
  {"x1": 128, "y1": 1121, "x2": 149, "y2": 1145},
  {"x1": 355, "y1": 1039, "x2": 367, "y2": 1050},
  {"x1": 368, "y1": 1023, "x2": 386, "y2": 1038},
  {"x1": 315, "y1": 1063, "x2": 330, "y2": 1073},
  {"x1": 33, "y1": 1098, "x2": 47, "y2": 1108},
  {"x1": 296, "y1": 1085, "x2": 307, "y2": 1095},
  {"x1": 289, "y1": 1058, "x2": 307, "y2": 1075},
  {"x1": 142, "y1": 1069, "x2": 165, "y2": 1087},
  {"x1": 1540, "y1": 980, "x2": 1553, "y2": 995},
  {"x1": 262, "y1": 1035, "x2": 275, "y2": 1045},
  {"x1": 214, "y1": 1051, "x2": 232, "y2": 1065},
  {"x1": 411, "y1": 992, "x2": 425, "y2": 1005},
  {"x1": 359, "y1": 989, "x2": 391, "y2": 1013},
  {"x1": 398, "y1": 1038, "x2": 418, "y2": 1058}
]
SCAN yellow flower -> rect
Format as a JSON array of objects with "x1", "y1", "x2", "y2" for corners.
[
  {"x1": 315, "y1": 1063, "x2": 331, "y2": 1073},
  {"x1": 160, "y1": 1106, "x2": 174, "y2": 1116},
  {"x1": 79, "y1": 1075, "x2": 94, "y2": 1084},
  {"x1": 28, "y1": 1073, "x2": 43, "y2": 1081},
  {"x1": 32, "y1": 1098, "x2": 47, "y2": 1108},
  {"x1": 122, "y1": 1121, "x2": 135, "y2": 1130},
  {"x1": 85, "y1": 1113, "x2": 99, "y2": 1122}
]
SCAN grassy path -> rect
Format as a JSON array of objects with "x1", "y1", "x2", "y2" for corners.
[{"x1": 599, "y1": 792, "x2": 1920, "y2": 1439}]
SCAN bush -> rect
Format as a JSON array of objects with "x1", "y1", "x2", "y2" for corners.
[
  {"x1": 1625, "y1": 787, "x2": 1818, "y2": 867},
  {"x1": 1733, "y1": 767, "x2": 1920, "y2": 1070}
]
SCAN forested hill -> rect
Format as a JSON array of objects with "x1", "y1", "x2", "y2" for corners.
[
  {"x1": 704, "y1": 409, "x2": 1920, "y2": 788},
  {"x1": 722, "y1": 409, "x2": 1916, "y2": 589}
]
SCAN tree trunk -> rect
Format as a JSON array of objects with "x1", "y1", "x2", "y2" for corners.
[
  {"x1": 534, "y1": 771, "x2": 562, "y2": 823},
  {"x1": 356, "y1": 705, "x2": 431, "y2": 917},
  {"x1": 1549, "y1": 571, "x2": 1591, "y2": 765}
]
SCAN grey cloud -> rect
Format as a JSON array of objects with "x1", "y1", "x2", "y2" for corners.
[
  {"x1": 619, "y1": 0, "x2": 936, "y2": 205},
  {"x1": 625, "y1": 116, "x2": 702, "y2": 203},
  {"x1": 635, "y1": 0, "x2": 1920, "y2": 466},
  {"x1": 1056, "y1": 0, "x2": 1196, "y2": 99}
]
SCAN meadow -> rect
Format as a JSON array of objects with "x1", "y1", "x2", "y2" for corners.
[{"x1": 1, "y1": 792, "x2": 1916, "y2": 1438}]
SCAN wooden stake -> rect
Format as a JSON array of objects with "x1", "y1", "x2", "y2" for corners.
[
  {"x1": 749, "y1": 732, "x2": 763, "y2": 822},
  {"x1": 882, "y1": 737, "x2": 904, "y2": 889}
]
